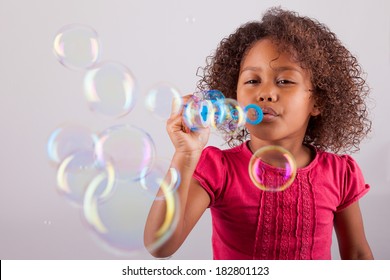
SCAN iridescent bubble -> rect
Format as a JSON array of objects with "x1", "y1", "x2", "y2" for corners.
[
  {"x1": 145, "y1": 82, "x2": 182, "y2": 120},
  {"x1": 248, "y1": 145, "x2": 297, "y2": 192},
  {"x1": 244, "y1": 104, "x2": 263, "y2": 125},
  {"x1": 203, "y1": 89, "x2": 225, "y2": 104},
  {"x1": 83, "y1": 174, "x2": 179, "y2": 256},
  {"x1": 181, "y1": 90, "x2": 227, "y2": 131},
  {"x1": 84, "y1": 61, "x2": 137, "y2": 118},
  {"x1": 182, "y1": 97, "x2": 213, "y2": 131},
  {"x1": 53, "y1": 23, "x2": 100, "y2": 70},
  {"x1": 47, "y1": 123, "x2": 98, "y2": 165},
  {"x1": 198, "y1": 99, "x2": 214, "y2": 127},
  {"x1": 139, "y1": 157, "x2": 181, "y2": 200},
  {"x1": 95, "y1": 124, "x2": 155, "y2": 182},
  {"x1": 56, "y1": 149, "x2": 115, "y2": 206},
  {"x1": 212, "y1": 98, "x2": 246, "y2": 133}
]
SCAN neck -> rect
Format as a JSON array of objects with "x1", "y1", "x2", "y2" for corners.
[{"x1": 248, "y1": 140, "x2": 313, "y2": 168}]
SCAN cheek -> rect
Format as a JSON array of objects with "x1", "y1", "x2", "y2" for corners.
[
  {"x1": 283, "y1": 96, "x2": 314, "y2": 116},
  {"x1": 236, "y1": 88, "x2": 245, "y2": 104},
  {"x1": 236, "y1": 87, "x2": 255, "y2": 105},
  {"x1": 237, "y1": 95, "x2": 251, "y2": 108}
]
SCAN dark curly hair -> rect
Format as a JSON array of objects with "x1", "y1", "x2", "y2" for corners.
[{"x1": 197, "y1": 7, "x2": 371, "y2": 154}]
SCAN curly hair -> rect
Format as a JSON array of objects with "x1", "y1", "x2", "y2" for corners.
[{"x1": 197, "y1": 7, "x2": 371, "y2": 154}]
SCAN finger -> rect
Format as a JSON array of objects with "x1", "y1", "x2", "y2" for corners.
[
  {"x1": 170, "y1": 94, "x2": 197, "y2": 134},
  {"x1": 167, "y1": 111, "x2": 189, "y2": 135}
]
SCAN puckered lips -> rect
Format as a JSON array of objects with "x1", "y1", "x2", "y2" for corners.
[{"x1": 261, "y1": 106, "x2": 278, "y2": 122}]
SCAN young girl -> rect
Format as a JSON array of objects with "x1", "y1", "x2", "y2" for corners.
[{"x1": 144, "y1": 7, "x2": 374, "y2": 260}]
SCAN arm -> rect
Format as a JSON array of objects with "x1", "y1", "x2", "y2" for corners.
[
  {"x1": 144, "y1": 95, "x2": 211, "y2": 258},
  {"x1": 334, "y1": 201, "x2": 373, "y2": 259},
  {"x1": 143, "y1": 154, "x2": 210, "y2": 258}
]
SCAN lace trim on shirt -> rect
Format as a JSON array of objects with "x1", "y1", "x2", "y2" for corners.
[{"x1": 252, "y1": 170, "x2": 317, "y2": 259}]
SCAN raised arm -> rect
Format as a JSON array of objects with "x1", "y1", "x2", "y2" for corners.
[
  {"x1": 334, "y1": 201, "x2": 373, "y2": 259},
  {"x1": 144, "y1": 95, "x2": 211, "y2": 258}
]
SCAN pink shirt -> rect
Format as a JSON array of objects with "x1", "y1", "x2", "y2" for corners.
[{"x1": 193, "y1": 141, "x2": 370, "y2": 260}]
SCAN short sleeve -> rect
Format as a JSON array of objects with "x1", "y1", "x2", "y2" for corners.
[
  {"x1": 336, "y1": 155, "x2": 370, "y2": 212},
  {"x1": 193, "y1": 146, "x2": 227, "y2": 207}
]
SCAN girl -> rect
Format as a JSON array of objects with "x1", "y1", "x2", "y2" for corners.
[{"x1": 144, "y1": 7, "x2": 373, "y2": 260}]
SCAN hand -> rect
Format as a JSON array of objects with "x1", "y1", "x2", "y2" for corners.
[{"x1": 166, "y1": 94, "x2": 210, "y2": 154}]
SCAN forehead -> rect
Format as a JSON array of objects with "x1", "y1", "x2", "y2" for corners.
[
  {"x1": 240, "y1": 38, "x2": 312, "y2": 82},
  {"x1": 241, "y1": 38, "x2": 299, "y2": 68}
]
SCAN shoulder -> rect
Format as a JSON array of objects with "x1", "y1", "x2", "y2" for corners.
[
  {"x1": 195, "y1": 145, "x2": 225, "y2": 175},
  {"x1": 307, "y1": 148, "x2": 366, "y2": 187},
  {"x1": 198, "y1": 145, "x2": 224, "y2": 166},
  {"x1": 194, "y1": 144, "x2": 244, "y2": 205},
  {"x1": 313, "y1": 149, "x2": 369, "y2": 210},
  {"x1": 200, "y1": 142, "x2": 248, "y2": 162},
  {"x1": 315, "y1": 149, "x2": 360, "y2": 173},
  {"x1": 194, "y1": 142, "x2": 249, "y2": 195}
]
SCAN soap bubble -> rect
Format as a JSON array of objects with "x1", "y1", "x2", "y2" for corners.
[
  {"x1": 244, "y1": 104, "x2": 263, "y2": 125},
  {"x1": 182, "y1": 97, "x2": 214, "y2": 131},
  {"x1": 84, "y1": 61, "x2": 137, "y2": 118},
  {"x1": 145, "y1": 82, "x2": 182, "y2": 120},
  {"x1": 203, "y1": 89, "x2": 225, "y2": 104},
  {"x1": 248, "y1": 145, "x2": 297, "y2": 192},
  {"x1": 53, "y1": 23, "x2": 100, "y2": 70},
  {"x1": 56, "y1": 149, "x2": 115, "y2": 206},
  {"x1": 47, "y1": 123, "x2": 97, "y2": 165},
  {"x1": 95, "y1": 124, "x2": 155, "y2": 182},
  {"x1": 83, "y1": 173, "x2": 179, "y2": 256},
  {"x1": 212, "y1": 98, "x2": 246, "y2": 134}
]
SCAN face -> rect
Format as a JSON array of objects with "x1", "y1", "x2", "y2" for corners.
[{"x1": 237, "y1": 38, "x2": 320, "y2": 143}]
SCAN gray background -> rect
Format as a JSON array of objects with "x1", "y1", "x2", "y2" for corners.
[{"x1": 0, "y1": 0, "x2": 389, "y2": 259}]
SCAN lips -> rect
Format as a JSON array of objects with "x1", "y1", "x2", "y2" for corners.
[
  {"x1": 261, "y1": 107, "x2": 278, "y2": 116},
  {"x1": 261, "y1": 107, "x2": 278, "y2": 122}
]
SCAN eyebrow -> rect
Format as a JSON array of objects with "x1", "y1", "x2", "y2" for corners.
[{"x1": 240, "y1": 65, "x2": 303, "y2": 74}]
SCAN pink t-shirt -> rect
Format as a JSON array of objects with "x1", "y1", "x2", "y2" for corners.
[{"x1": 193, "y1": 141, "x2": 370, "y2": 260}]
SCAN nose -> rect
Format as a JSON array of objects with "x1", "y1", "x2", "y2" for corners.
[
  {"x1": 258, "y1": 96, "x2": 275, "y2": 102},
  {"x1": 256, "y1": 82, "x2": 278, "y2": 102},
  {"x1": 257, "y1": 90, "x2": 277, "y2": 102}
]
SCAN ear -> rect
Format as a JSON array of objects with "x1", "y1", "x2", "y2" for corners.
[{"x1": 311, "y1": 104, "x2": 320, "y2": 117}]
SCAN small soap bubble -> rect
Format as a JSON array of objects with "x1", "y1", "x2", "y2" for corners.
[
  {"x1": 84, "y1": 61, "x2": 137, "y2": 118},
  {"x1": 212, "y1": 98, "x2": 246, "y2": 133},
  {"x1": 248, "y1": 145, "x2": 297, "y2": 192},
  {"x1": 244, "y1": 104, "x2": 263, "y2": 125},
  {"x1": 145, "y1": 82, "x2": 182, "y2": 120},
  {"x1": 182, "y1": 97, "x2": 213, "y2": 131},
  {"x1": 95, "y1": 124, "x2": 155, "y2": 182},
  {"x1": 198, "y1": 99, "x2": 214, "y2": 127},
  {"x1": 203, "y1": 89, "x2": 225, "y2": 104},
  {"x1": 47, "y1": 123, "x2": 98, "y2": 165},
  {"x1": 53, "y1": 23, "x2": 100, "y2": 70}
]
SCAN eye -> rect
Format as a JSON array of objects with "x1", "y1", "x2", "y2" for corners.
[
  {"x1": 244, "y1": 79, "x2": 259, "y2": 85},
  {"x1": 277, "y1": 79, "x2": 294, "y2": 85}
]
